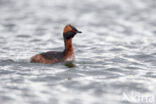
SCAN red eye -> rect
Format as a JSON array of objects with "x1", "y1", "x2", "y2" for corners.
[{"x1": 71, "y1": 29, "x2": 76, "y2": 33}]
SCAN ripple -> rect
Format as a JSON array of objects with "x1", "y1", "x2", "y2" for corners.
[{"x1": 16, "y1": 34, "x2": 31, "y2": 38}]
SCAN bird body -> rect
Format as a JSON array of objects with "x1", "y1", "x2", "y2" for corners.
[{"x1": 31, "y1": 24, "x2": 81, "y2": 64}]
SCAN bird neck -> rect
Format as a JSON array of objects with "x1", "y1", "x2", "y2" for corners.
[{"x1": 64, "y1": 39, "x2": 74, "y2": 55}]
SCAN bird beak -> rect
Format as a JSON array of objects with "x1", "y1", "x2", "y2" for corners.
[{"x1": 76, "y1": 30, "x2": 82, "y2": 33}]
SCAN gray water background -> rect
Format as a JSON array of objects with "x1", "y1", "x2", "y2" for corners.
[{"x1": 0, "y1": 0, "x2": 156, "y2": 104}]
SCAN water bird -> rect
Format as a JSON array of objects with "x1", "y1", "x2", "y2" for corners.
[{"x1": 31, "y1": 24, "x2": 82, "y2": 64}]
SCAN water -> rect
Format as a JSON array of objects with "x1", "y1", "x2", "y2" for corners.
[{"x1": 0, "y1": 0, "x2": 156, "y2": 104}]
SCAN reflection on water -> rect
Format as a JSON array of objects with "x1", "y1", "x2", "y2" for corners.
[
  {"x1": 0, "y1": 0, "x2": 156, "y2": 104},
  {"x1": 65, "y1": 61, "x2": 76, "y2": 68}
]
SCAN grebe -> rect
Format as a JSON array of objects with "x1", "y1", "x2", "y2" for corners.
[{"x1": 31, "y1": 24, "x2": 82, "y2": 64}]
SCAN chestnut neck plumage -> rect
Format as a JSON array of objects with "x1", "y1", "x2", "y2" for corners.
[{"x1": 64, "y1": 38, "x2": 74, "y2": 58}]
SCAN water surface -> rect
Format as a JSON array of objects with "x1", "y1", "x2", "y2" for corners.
[{"x1": 0, "y1": 0, "x2": 156, "y2": 104}]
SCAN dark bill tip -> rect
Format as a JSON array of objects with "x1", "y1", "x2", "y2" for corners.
[{"x1": 76, "y1": 30, "x2": 82, "y2": 33}]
